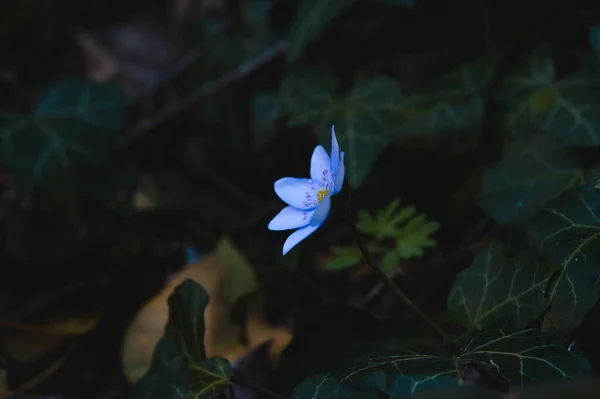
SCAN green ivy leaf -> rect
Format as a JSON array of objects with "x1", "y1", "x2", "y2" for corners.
[
  {"x1": 134, "y1": 279, "x2": 232, "y2": 399},
  {"x1": 476, "y1": 133, "x2": 585, "y2": 224},
  {"x1": 287, "y1": 0, "x2": 357, "y2": 64},
  {"x1": 527, "y1": 185, "x2": 600, "y2": 330},
  {"x1": 294, "y1": 341, "x2": 459, "y2": 398},
  {"x1": 447, "y1": 242, "x2": 554, "y2": 329},
  {"x1": 280, "y1": 71, "x2": 406, "y2": 187},
  {"x1": 456, "y1": 329, "x2": 591, "y2": 385},
  {"x1": 294, "y1": 329, "x2": 590, "y2": 398},
  {"x1": 499, "y1": 45, "x2": 600, "y2": 146},
  {"x1": 187, "y1": 357, "x2": 232, "y2": 399},
  {"x1": 0, "y1": 77, "x2": 129, "y2": 193},
  {"x1": 395, "y1": 53, "x2": 502, "y2": 145}
]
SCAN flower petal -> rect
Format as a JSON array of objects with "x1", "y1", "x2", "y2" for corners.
[
  {"x1": 330, "y1": 125, "x2": 340, "y2": 173},
  {"x1": 333, "y1": 151, "x2": 345, "y2": 194},
  {"x1": 282, "y1": 224, "x2": 320, "y2": 255},
  {"x1": 268, "y1": 206, "x2": 313, "y2": 231},
  {"x1": 310, "y1": 145, "x2": 331, "y2": 184},
  {"x1": 274, "y1": 177, "x2": 318, "y2": 210},
  {"x1": 310, "y1": 195, "x2": 331, "y2": 227}
]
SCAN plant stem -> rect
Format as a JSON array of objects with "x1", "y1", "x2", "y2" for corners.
[
  {"x1": 230, "y1": 375, "x2": 287, "y2": 399},
  {"x1": 349, "y1": 215, "x2": 448, "y2": 340}
]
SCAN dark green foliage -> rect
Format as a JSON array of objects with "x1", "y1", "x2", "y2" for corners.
[
  {"x1": 294, "y1": 329, "x2": 591, "y2": 398},
  {"x1": 447, "y1": 242, "x2": 554, "y2": 329},
  {"x1": 0, "y1": 77, "x2": 129, "y2": 194},
  {"x1": 135, "y1": 280, "x2": 232, "y2": 399}
]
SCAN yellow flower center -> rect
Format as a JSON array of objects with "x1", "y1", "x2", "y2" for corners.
[{"x1": 316, "y1": 188, "x2": 329, "y2": 203}]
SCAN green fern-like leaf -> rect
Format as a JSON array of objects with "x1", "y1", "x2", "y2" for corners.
[
  {"x1": 356, "y1": 198, "x2": 416, "y2": 239},
  {"x1": 395, "y1": 214, "x2": 440, "y2": 259},
  {"x1": 356, "y1": 198, "x2": 439, "y2": 260},
  {"x1": 326, "y1": 245, "x2": 363, "y2": 270}
]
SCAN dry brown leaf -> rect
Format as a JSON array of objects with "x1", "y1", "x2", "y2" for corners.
[
  {"x1": 0, "y1": 332, "x2": 63, "y2": 364},
  {"x1": 121, "y1": 238, "x2": 293, "y2": 384},
  {"x1": 0, "y1": 314, "x2": 99, "y2": 336}
]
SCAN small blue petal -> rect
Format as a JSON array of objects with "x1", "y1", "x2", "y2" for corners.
[
  {"x1": 268, "y1": 206, "x2": 313, "y2": 231},
  {"x1": 330, "y1": 125, "x2": 340, "y2": 173},
  {"x1": 333, "y1": 151, "x2": 345, "y2": 194},
  {"x1": 274, "y1": 177, "x2": 317, "y2": 210},
  {"x1": 282, "y1": 224, "x2": 321, "y2": 255},
  {"x1": 310, "y1": 195, "x2": 331, "y2": 227},
  {"x1": 310, "y1": 145, "x2": 331, "y2": 183}
]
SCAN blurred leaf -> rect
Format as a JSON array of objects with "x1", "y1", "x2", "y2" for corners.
[
  {"x1": 527, "y1": 185, "x2": 600, "y2": 330},
  {"x1": 0, "y1": 77, "x2": 129, "y2": 194},
  {"x1": 0, "y1": 314, "x2": 99, "y2": 336},
  {"x1": 395, "y1": 53, "x2": 502, "y2": 144},
  {"x1": 447, "y1": 241, "x2": 554, "y2": 329},
  {"x1": 287, "y1": 0, "x2": 357, "y2": 64},
  {"x1": 215, "y1": 236, "x2": 258, "y2": 306},
  {"x1": 294, "y1": 329, "x2": 591, "y2": 398},
  {"x1": 192, "y1": 0, "x2": 276, "y2": 82},
  {"x1": 476, "y1": 133, "x2": 585, "y2": 224},
  {"x1": 277, "y1": 70, "x2": 406, "y2": 187},
  {"x1": 376, "y1": 0, "x2": 417, "y2": 8},
  {"x1": 380, "y1": 251, "x2": 399, "y2": 273},
  {"x1": 499, "y1": 45, "x2": 600, "y2": 146},
  {"x1": 0, "y1": 331, "x2": 63, "y2": 363},
  {"x1": 186, "y1": 0, "x2": 278, "y2": 151},
  {"x1": 134, "y1": 279, "x2": 232, "y2": 399},
  {"x1": 325, "y1": 245, "x2": 363, "y2": 270},
  {"x1": 251, "y1": 92, "x2": 283, "y2": 150}
]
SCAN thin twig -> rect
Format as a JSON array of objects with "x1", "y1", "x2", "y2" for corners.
[
  {"x1": 345, "y1": 195, "x2": 447, "y2": 339},
  {"x1": 359, "y1": 268, "x2": 405, "y2": 308},
  {"x1": 230, "y1": 374, "x2": 287, "y2": 399},
  {"x1": 117, "y1": 40, "x2": 288, "y2": 150},
  {"x1": 351, "y1": 222, "x2": 448, "y2": 339},
  {"x1": 135, "y1": 22, "x2": 231, "y2": 98}
]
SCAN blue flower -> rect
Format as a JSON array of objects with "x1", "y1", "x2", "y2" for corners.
[{"x1": 268, "y1": 126, "x2": 345, "y2": 255}]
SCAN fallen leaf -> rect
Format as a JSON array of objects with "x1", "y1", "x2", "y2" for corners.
[{"x1": 121, "y1": 237, "x2": 292, "y2": 384}]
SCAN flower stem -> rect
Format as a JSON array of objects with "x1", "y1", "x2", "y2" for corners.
[{"x1": 348, "y1": 214, "x2": 448, "y2": 340}]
